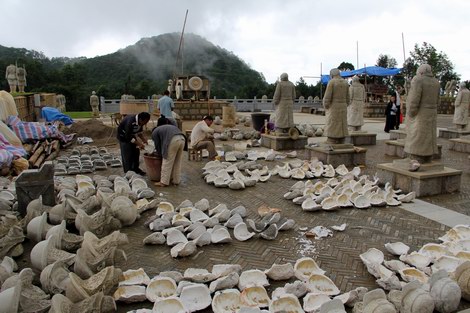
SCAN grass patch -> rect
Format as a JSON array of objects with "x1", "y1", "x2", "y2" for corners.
[{"x1": 65, "y1": 111, "x2": 93, "y2": 118}]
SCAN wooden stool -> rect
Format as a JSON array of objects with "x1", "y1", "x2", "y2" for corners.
[{"x1": 188, "y1": 147, "x2": 202, "y2": 161}]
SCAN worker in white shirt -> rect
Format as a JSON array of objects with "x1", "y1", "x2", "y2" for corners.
[{"x1": 190, "y1": 115, "x2": 219, "y2": 160}]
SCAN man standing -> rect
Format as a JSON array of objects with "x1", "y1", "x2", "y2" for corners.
[
  {"x1": 190, "y1": 115, "x2": 218, "y2": 160},
  {"x1": 273, "y1": 73, "x2": 296, "y2": 135},
  {"x1": 117, "y1": 112, "x2": 150, "y2": 175},
  {"x1": 158, "y1": 90, "x2": 176, "y2": 125},
  {"x1": 323, "y1": 68, "x2": 350, "y2": 144}
]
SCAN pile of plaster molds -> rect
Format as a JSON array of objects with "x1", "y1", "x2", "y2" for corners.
[
  {"x1": 115, "y1": 257, "x2": 368, "y2": 312},
  {"x1": 54, "y1": 146, "x2": 122, "y2": 175},
  {"x1": 283, "y1": 161, "x2": 415, "y2": 212},
  {"x1": 143, "y1": 198, "x2": 295, "y2": 258}
]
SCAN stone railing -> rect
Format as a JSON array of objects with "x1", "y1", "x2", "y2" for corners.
[{"x1": 99, "y1": 97, "x2": 323, "y2": 114}]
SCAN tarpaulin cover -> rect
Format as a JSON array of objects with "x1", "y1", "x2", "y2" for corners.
[
  {"x1": 0, "y1": 132, "x2": 26, "y2": 168},
  {"x1": 6, "y1": 116, "x2": 74, "y2": 144},
  {"x1": 41, "y1": 107, "x2": 73, "y2": 126},
  {"x1": 321, "y1": 66, "x2": 402, "y2": 84}
]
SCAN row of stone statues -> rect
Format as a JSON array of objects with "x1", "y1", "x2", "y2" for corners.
[{"x1": 5, "y1": 64, "x2": 27, "y2": 93}]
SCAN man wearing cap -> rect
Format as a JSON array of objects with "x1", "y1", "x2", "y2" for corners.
[{"x1": 190, "y1": 115, "x2": 218, "y2": 160}]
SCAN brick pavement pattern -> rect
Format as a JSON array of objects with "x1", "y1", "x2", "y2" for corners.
[{"x1": 114, "y1": 128, "x2": 470, "y2": 311}]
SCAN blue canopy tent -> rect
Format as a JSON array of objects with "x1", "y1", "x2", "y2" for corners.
[{"x1": 321, "y1": 66, "x2": 402, "y2": 84}]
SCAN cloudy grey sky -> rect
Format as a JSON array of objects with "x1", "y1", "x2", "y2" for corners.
[{"x1": 2, "y1": 0, "x2": 469, "y2": 83}]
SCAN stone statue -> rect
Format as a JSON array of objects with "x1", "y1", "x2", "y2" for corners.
[
  {"x1": 89, "y1": 91, "x2": 99, "y2": 118},
  {"x1": 323, "y1": 68, "x2": 350, "y2": 143},
  {"x1": 5, "y1": 64, "x2": 17, "y2": 93},
  {"x1": 261, "y1": 95, "x2": 268, "y2": 103},
  {"x1": 404, "y1": 64, "x2": 440, "y2": 163},
  {"x1": 167, "y1": 79, "x2": 173, "y2": 95},
  {"x1": 348, "y1": 76, "x2": 365, "y2": 131},
  {"x1": 445, "y1": 79, "x2": 457, "y2": 97},
  {"x1": 175, "y1": 80, "x2": 183, "y2": 100},
  {"x1": 453, "y1": 82, "x2": 470, "y2": 129},
  {"x1": 16, "y1": 66, "x2": 26, "y2": 93},
  {"x1": 299, "y1": 96, "x2": 305, "y2": 103},
  {"x1": 273, "y1": 73, "x2": 295, "y2": 135}
]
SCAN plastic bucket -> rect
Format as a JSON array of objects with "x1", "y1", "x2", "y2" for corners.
[
  {"x1": 251, "y1": 113, "x2": 270, "y2": 131},
  {"x1": 143, "y1": 153, "x2": 162, "y2": 182}
]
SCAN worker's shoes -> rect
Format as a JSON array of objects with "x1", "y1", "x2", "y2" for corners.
[{"x1": 135, "y1": 168, "x2": 146, "y2": 176}]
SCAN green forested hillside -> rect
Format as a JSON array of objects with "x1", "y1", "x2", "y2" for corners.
[{"x1": 0, "y1": 33, "x2": 275, "y2": 110}]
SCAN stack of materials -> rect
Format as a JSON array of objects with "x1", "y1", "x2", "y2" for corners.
[{"x1": 24, "y1": 139, "x2": 60, "y2": 169}]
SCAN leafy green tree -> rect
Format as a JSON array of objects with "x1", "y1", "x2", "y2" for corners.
[
  {"x1": 295, "y1": 77, "x2": 309, "y2": 98},
  {"x1": 375, "y1": 54, "x2": 399, "y2": 90},
  {"x1": 337, "y1": 62, "x2": 355, "y2": 71},
  {"x1": 403, "y1": 42, "x2": 460, "y2": 89}
]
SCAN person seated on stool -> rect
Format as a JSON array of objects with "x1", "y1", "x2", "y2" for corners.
[
  {"x1": 190, "y1": 115, "x2": 219, "y2": 161},
  {"x1": 117, "y1": 112, "x2": 150, "y2": 175},
  {"x1": 152, "y1": 117, "x2": 187, "y2": 187}
]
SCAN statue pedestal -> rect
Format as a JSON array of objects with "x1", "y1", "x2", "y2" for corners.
[
  {"x1": 377, "y1": 159, "x2": 462, "y2": 197},
  {"x1": 438, "y1": 128, "x2": 470, "y2": 139},
  {"x1": 345, "y1": 132, "x2": 377, "y2": 146},
  {"x1": 389, "y1": 129, "x2": 407, "y2": 140},
  {"x1": 260, "y1": 134, "x2": 308, "y2": 151},
  {"x1": 385, "y1": 140, "x2": 442, "y2": 159},
  {"x1": 449, "y1": 136, "x2": 470, "y2": 153},
  {"x1": 305, "y1": 143, "x2": 367, "y2": 167}
]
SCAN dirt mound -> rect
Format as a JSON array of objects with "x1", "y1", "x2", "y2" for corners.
[{"x1": 66, "y1": 119, "x2": 115, "y2": 140}]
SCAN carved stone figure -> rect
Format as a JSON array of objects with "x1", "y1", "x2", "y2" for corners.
[
  {"x1": 168, "y1": 79, "x2": 174, "y2": 95},
  {"x1": 445, "y1": 80, "x2": 457, "y2": 97},
  {"x1": 74, "y1": 207, "x2": 122, "y2": 237},
  {"x1": 90, "y1": 91, "x2": 99, "y2": 118},
  {"x1": 40, "y1": 260, "x2": 71, "y2": 294},
  {"x1": 176, "y1": 80, "x2": 183, "y2": 100},
  {"x1": 30, "y1": 235, "x2": 75, "y2": 271},
  {"x1": 403, "y1": 64, "x2": 440, "y2": 163},
  {"x1": 348, "y1": 76, "x2": 366, "y2": 131},
  {"x1": 16, "y1": 66, "x2": 26, "y2": 93},
  {"x1": 5, "y1": 64, "x2": 17, "y2": 93},
  {"x1": 429, "y1": 270, "x2": 461, "y2": 313},
  {"x1": 453, "y1": 82, "x2": 470, "y2": 129},
  {"x1": 0, "y1": 225, "x2": 25, "y2": 259},
  {"x1": 273, "y1": 73, "x2": 295, "y2": 135},
  {"x1": 323, "y1": 68, "x2": 350, "y2": 143}
]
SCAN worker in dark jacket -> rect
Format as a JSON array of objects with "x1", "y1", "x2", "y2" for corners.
[{"x1": 117, "y1": 112, "x2": 150, "y2": 175}]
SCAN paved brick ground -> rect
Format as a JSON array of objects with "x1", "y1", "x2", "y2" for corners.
[{"x1": 111, "y1": 115, "x2": 470, "y2": 311}]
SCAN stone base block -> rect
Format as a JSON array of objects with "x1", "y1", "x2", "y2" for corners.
[
  {"x1": 261, "y1": 134, "x2": 308, "y2": 150},
  {"x1": 377, "y1": 161, "x2": 462, "y2": 197},
  {"x1": 305, "y1": 145, "x2": 367, "y2": 167},
  {"x1": 438, "y1": 128, "x2": 470, "y2": 139},
  {"x1": 345, "y1": 132, "x2": 377, "y2": 146},
  {"x1": 389, "y1": 129, "x2": 407, "y2": 140},
  {"x1": 385, "y1": 140, "x2": 442, "y2": 159},
  {"x1": 449, "y1": 137, "x2": 470, "y2": 153}
]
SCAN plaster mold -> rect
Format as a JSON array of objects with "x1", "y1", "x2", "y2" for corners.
[
  {"x1": 303, "y1": 293, "x2": 331, "y2": 312},
  {"x1": 240, "y1": 285, "x2": 270, "y2": 308},
  {"x1": 429, "y1": 270, "x2": 461, "y2": 313},
  {"x1": 145, "y1": 276, "x2": 177, "y2": 302},
  {"x1": 399, "y1": 252, "x2": 432, "y2": 269},
  {"x1": 385, "y1": 242, "x2": 410, "y2": 256},
  {"x1": 294, "y1": 257, "x2": 325, "y2": 281},
  {"x1": 399, "y1": 268, "x2": 429, "y2": 284},
  {"x1": 212, "y1": 264, "x2": 242, "y2": 278},
  {"x1": 209, "y1": 272, "x2": 240, "y2": 293},
  {"x1": 143, "y1": 232, "x2": 166, "y2": 245},
  {"x1": 418, "y1": 243, "x2": 450, "y2": 261},
  {"x1": 234, "y1": 222, "x2": 255, "y2": 241},
  {"x1": 211, "y1": 227, "x2": 232, "y2": 244},
  {"x1": 260, "y1": 224, "x2": 278, "y2": 240},
  {"x1": 119, "y1": 268, "x2": 150, "y2": 286},
  {"x1": 238, "y1": 270, "x2": 269, "y2": 290},
  {"x1": 307, "y1": 274, "x2": 340, "y2": 296},
  {"x1": 46, "y1": 220, "x2": 83, "y2": 251},
  {"x1": 30, "y1": 236, "x2": 75, "y2": 271},
  {"x1": 166, "y1": 229, "x2": 188, "y2": 246},
  {"x1": 212, "y1": 289, "x2": 241, "y2": 313},
  {"x1": 362, "y1": 289, "x2": 397, "y2": 313},
  {"x1": 40, "y1": 260, "x2": 71, "y2": 294},
  {"x1": 65, "y1": 266, "x2": 122, "y2": 302},
  {"x1": 452, "y1": 261, "x2": 470, "y2": 300},
  {"x1": 265, "y1": 263, "x2": 294, "y2": 281},
  {"x1": 180, "y1": 283, "x2": 212, "y2": 312},
  {"x1": 401, "y1": 280, "x2": 434, "y2": 313},
  {"x1": 152, "y1": 296, "x2": 188, "y2": 313},
  {"x1": 113, "y1": 285, "x2": 147, "y2": 303},
  {"x1": 26, "y1": 212, "x2": 52, "y2": 242},
  {"x1": 269, "y1": 294, "x2": 303, "y2": 313}
]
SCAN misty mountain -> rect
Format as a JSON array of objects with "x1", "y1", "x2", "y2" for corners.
[{"x1": 0, "y1": 33, "x2": 270, "y2": 110}]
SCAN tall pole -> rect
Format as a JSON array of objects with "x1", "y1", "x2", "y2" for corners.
[
  {"x1": 320, "y1": 62, "x2": 323, "y2": 99},
  {"x1": 401, "y1": 32, "x2": 406, "y2": 64},
  {"x1": 356, "y1": 41, "x2": 359, "y2": 70},
  {"x1": 174, "y1": 9, "x2": 189, "y2": 78}
]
